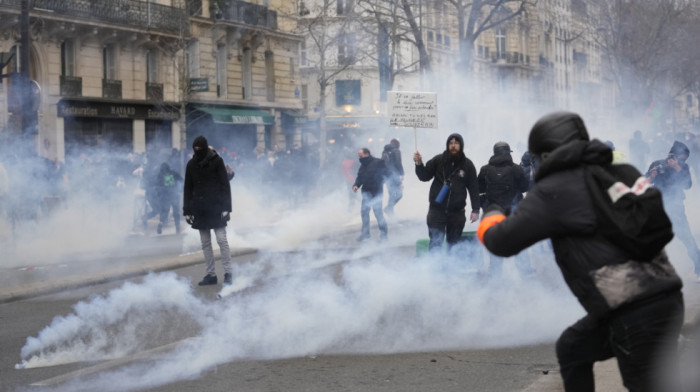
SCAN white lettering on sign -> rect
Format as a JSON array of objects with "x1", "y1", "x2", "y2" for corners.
[{"x1": 387, "y1": 91, "x2": 438, "y2": 129}]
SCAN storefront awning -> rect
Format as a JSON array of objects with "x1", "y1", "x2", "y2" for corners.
[{"x1": 196, "y1": 106, "x2": 274, "y2": 125}]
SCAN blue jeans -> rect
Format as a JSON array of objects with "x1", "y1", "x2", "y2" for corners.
[{"x1": 360, "y1": 192, "x2": 387, "y2": 237}]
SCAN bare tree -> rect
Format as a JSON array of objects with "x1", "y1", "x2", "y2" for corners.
[
  {"x1": 298, "y1": 0, "x2": 366, "y2": 165},
  {"x1": 355, "y1": 0, "x2": 425, "y2": 94},
  {"x1": 592, "y1": 0, "x2": 691, "y2": 123},
  {"x1": 445, "y1": 0, "x2": 534, "y2": 70}
]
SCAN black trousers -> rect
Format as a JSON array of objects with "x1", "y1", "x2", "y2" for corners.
[
  {"x1": 426, "y1": 208, "x2": 466, "y2": 251},
  {"x1": 556, "y1": 291, "x2": 684, "y2": 392}
]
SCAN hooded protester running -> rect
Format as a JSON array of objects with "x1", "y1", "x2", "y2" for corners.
[
  {"x1": 477, "y1": 112, "x2": 684, "y2": 392},
  {"x1": 414, "y1": 133, "x2": 480, "y2": 252},
  {"x1": 183, "y1": 135, "x2": 234, "y2": 286}
]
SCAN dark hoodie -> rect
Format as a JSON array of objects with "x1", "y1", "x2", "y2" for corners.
[
  {"x1": 646, "y1": 140, "x2": 692, "y2": 201},
  {"x1": 415, "y1": 133, "x2": 480, "y2": 213},
  {"x1": 482, "y1": 139, "x2": 682, "y2": 318},
  {"x1": 477, "y1": 151, "x2": 529, "y2": 213}
]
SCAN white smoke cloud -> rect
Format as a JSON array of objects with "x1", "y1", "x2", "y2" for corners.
[{"x1": 16, "y1": 244, "x2": 581, "y2": 391}]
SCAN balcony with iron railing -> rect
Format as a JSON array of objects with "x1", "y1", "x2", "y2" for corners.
[
  {"x1": 212, "y1": 0, "x2": 278, "y2": 30},
  {"x1": 0, "y1": 0, "x2": 187, "y2": 35},
  {"x1": 146, "y1": 82, "x2": 164, "y2": 101},
  {"x1": 491, "y1": 51, "x2": 531, "y2": 66},
  {"x1": 60, "y1": 75, "x2": 82, "y2": 97},
  {"x1": 103, "y1": 79, "x2": 122, "y2": 99}
]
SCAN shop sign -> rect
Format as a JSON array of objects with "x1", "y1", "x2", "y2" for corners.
[{"x1": 58, "y1": 100, "x2": 180, "y2": 120}]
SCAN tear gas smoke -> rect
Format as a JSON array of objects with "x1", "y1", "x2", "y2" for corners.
[{"x1": 17, "y1": 247, "x2": 580, "y2": 391}]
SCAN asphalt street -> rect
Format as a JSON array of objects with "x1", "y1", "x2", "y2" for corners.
[{"x1": 1, "y1": 220, "x2": 699, "y2": 392}]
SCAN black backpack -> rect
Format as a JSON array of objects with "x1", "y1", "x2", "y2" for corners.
[
  {"x1": 585, "y1": 163, "x2": 673, "y2": 261},
  {"x1": 484, "y1": 164, "x2": 516, "y2": 209}
]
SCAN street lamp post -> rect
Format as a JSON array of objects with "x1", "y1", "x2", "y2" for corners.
[{"x1": 20, "y1": 0, "x2": 39, "y2": 148}]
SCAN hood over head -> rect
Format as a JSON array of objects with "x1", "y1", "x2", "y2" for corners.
[
  {"x1": 192, "y1": 136, "x2": 209, "y2": 161},
  {"x1": 528, "y1": 112, "x2": 589, "y2": 162},
  {"x1": 669, "y1": 141, "x2": 690, "y2": 160}
]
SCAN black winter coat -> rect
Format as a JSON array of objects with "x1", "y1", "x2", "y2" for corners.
[
  {"x1": 354, "y1": 156, "x2": 386, "y2": 196},
  {"x1": 183, "y1": 149, "x2": 232, "y2": 230},
  {"x1": 477, "y1": 153, "x2": 529, "y2": 212},
  {"x1": 482, "y1": 139, "x2": 682, "y2": 318},
  {"x1": 416, "y1": 152, "x2": 480, "y2": 213}
]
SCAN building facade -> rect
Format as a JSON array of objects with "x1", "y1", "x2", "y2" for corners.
[{"x1": 0, "y1": 0, "x2": 304, "y2": 163}]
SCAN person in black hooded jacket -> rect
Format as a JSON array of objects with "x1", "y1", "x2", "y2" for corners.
[
  {"x1": 478, "y1": 112, "x2": 684, "y2": 392},
  {"x1": 414, "y1": 133, "x2": 480, "y2": 251},
  {"x1": 183, "y1": 136, "x2": 233, "y2": 286},
  {"x1": 647, "y1": 140, "x2": 700, "y2": 280},
  {"x1": 477, "y1": 141, "x2": 533, "y2": 279}
]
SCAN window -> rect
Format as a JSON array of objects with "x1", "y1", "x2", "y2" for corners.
[
  {"x1": 146, "y1": 49, "x2": 158, "y2": 83},
  {"x1": 265, "y1": 50, "x2": 275, "y2": 101},
  {"x1": 10, "y1": 44, "x2": 21, "y2": 73},
  {"x1": 216, "y1": 43, "x2": 227, "y2": 97},
  {"x1": 301, "y1": 84, "x2": 308, "y2": 110},
  {"x1": 688, "y1": 94, "x2": 694, "y2": 108},
  {"x1": 289, "y1": 56, "x2": 295, "y2": 78},
  {"x1": 300, "y1": 40, "x2": 308, "y2": 66},
  {"x1": 337, "y1": 0, "x2": 353, "y2": 15},
  {"x1": 427, "y1": 31, "x2": 434, "y2": 42},
  {"x1": 335, "y1": 80, "x2": 361, "y2": 106},
  {"x1": 186, "y1": 40, "x2": 200, "y2": 78},
  {"x1": 242, "y1": 47, "x2": 252, "y2": 99},
  {"x1": 495, "y1": 29, "x2": 506, "y2": 59},
  {"x1": 338, "y1": 33, "x2": 355, "y2": 64},
  {"x1": 61, "y1": 40, "x2": 75, "y2": 77},
  {"x1": 444, "y1": 36, "x2": 450, "y2": 47},
  {"x1": 103, "y1": 44, "x2": 116, "y2": 80}
]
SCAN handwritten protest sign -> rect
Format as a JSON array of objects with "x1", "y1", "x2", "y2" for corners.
[{"x1": 387, "y1": 91, "x2": 438, "y2": 129}]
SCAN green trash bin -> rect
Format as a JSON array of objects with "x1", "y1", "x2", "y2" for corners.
[{"x1": 416, "y1": 231, "x2": 478, "y2": 257}]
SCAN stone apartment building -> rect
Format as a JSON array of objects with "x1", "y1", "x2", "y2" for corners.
[
  {"x1": 296, "y1": 0, "x2": 616, "y2": 152},
  {"x1": 0, "y1": 0, "x2": 304, "y2": 163}
]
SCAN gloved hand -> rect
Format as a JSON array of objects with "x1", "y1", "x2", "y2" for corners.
[
  {"x1": 221, "y1": 211, "x2": 230, "y2": 222},
  {"x1": 185, "y1": 215, "x2": 194, "y2": 225}
]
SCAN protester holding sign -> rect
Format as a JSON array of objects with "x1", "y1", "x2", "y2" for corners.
[{"x1": 414, "y1": 133, "x2": 480, "y2": 252}]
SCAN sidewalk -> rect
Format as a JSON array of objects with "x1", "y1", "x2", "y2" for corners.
[{"x1": 0, "y1": 231, "x2": 257, "y2": 304}]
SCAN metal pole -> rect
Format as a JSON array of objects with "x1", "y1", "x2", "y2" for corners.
[{"x1": 20, "y1": 0, "x2": 37, "y2": 146}]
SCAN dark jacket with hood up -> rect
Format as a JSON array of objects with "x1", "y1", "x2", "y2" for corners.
[
  {"x1": 183, "y1": 146, "x2": 232, "y2": 230},
  {"x1": 415, "y1": 133, "x2": 480, "y2": 214},
  {"x1": 482, "y1": 139, "x2": 682, "y2": 318},
  {"x1": 477, "y1": 152, "x2": 529, "y2": 213},
  {"x1": 647, "y1": 140, "x2": 692, "y2": 202}
]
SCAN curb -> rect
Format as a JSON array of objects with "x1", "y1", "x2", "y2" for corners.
[{"x1": 0, "y1": 247, "x2": 258, "y2": 304}]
